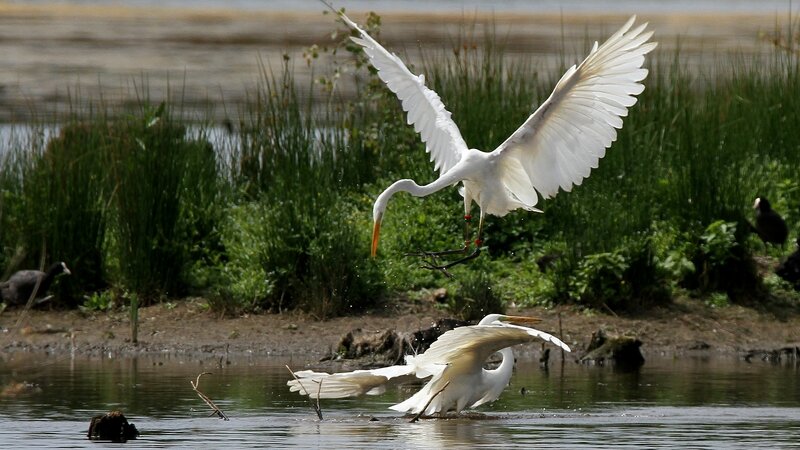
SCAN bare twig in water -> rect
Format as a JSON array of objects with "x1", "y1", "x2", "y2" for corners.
[
  {"x1": 286, "y1": 365, "x2": 323, "y2": 420},
  {"x1": 409, "y1": 380, "x2": 451, "y2": 423},
  {"x1": 190, "y1": 372, "x2": 229, "y2": 420}
]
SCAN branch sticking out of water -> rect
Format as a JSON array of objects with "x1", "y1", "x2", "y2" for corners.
[
  {"x1": 190, "y1": 372, "x2": 229, "y2": 421},
  {"x1": 286, "y1": 365, "x2": 323, "y2": 420},
  {"x1": 409, "y1": 380, "x2": 450, "y2": 423}
]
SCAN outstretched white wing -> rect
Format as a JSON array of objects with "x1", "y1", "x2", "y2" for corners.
[
  {"x1": 409, "y1": 323, "x2": 571, "y2": 378},
  {"x1": 338, "y1": 11, "x2": 469, "y2": 175},
  {"x1": 495, "y1": 16, "x2": 657, "y2": 203}
]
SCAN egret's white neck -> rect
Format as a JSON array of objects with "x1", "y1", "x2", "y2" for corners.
[
  {"x1": 487, "y1": 347, "x2": 515, "y2": 387},
  {"x1": 373, "y1": 176, "x2": 459, "y2": 220}
]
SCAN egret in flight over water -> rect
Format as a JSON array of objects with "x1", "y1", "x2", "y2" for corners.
[
  {"x1": 287, "y1": 313, "x2": 570, "y2": 416},
  {"x1": 328, "y1": 7, "x2": 657, "y2": 269}
]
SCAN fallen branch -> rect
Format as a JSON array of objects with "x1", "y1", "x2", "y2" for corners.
[
  {"x1": 409, "y1": 380, "x2": 450, "y2": 423},
  {"x1": 190, "y1": 372, "x2": 229, "y2": 420},
  {"x1": 286, "y1": 365, "x2": 323, "y2": 420}
]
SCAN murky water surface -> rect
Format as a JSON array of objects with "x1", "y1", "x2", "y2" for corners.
[{"x1": 1, "y1": 355, "x2": 798, "y2": 448}]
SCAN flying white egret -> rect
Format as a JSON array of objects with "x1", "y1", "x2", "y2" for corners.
[
  {"x1": 287, "y1": 313, "x2": 570, "y2": 416},
  {"x1": 330, "y1": 8, "x2": 657, "y2": 268}
]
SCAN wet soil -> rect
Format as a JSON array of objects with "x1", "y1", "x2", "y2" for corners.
[{"x1": 2, "y1": 295, "x2": 798, "y2": 365}]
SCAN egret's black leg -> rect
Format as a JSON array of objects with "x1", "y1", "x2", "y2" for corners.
[{"x1": 416, "y1": 213, "x2": 486, "y2": 273}]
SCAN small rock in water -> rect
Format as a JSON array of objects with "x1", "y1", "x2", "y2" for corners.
[{"x1": 87, "y1": 410, "x2": 139, "y2": 443}]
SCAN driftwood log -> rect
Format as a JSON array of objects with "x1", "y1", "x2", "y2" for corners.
[
  {"x1": 744, "y1": 345, "x2": 800, "y2": 363},
  {"x1": 330, "y1": 318, "x2": 470, "y2": 366},
  {"x1": 579, "y1": 329, "x2": 645, "y2": 368}
]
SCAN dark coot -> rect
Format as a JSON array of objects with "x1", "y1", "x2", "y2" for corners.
[
  {"x1": 753, "y1": 197, "x2": 788, "y2": 247},
  {"x1": 0, "y1": 261, "x2": 71, "y2": 306}
]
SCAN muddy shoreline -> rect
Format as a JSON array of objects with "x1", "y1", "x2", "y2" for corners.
[{"x1": 2, "y1": 297, "x2": 799, "y2": 366}]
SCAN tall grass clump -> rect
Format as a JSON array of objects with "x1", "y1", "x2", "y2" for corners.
[
  {"x1": 204, "y1": 61, "x2": 384, "y2": 317},
  {"x1": 0, "y1": 131, "x2": 31, "y2": 277},
  {"x1": 0, "y1": 121, "x2": 111, "y2": 306},
  {"x1": 106, "y1": 102, "x2": 221, "y2": 300},
  {"x1": 1, "y1": 101, "x2": 225, "y2": 306},
  {"x1": 20, "y1": 122, "x2": 111, "y2": 305}
]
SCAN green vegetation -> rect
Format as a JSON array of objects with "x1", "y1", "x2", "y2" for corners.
[{"x1": 1, "y1": 14, "x2": 799, "y2": 317}]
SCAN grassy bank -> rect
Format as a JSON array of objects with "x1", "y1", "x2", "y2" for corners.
[{"x1": 1, "y1": 15, "x2": 799, "y2": 318}]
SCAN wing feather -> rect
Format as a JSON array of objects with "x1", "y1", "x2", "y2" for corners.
[
  {"x1": 494, "y1": 16, "x2": 656, "y2": 199},
  {"x1": 339, "y1": 11, "x2": 468, "y2": 175},
  {"x1": 411, "y1": 324, "x2": 570, "y2": 378},
  {"x1": 287, "y1": 365, "x2": 416, "y2": 399}
]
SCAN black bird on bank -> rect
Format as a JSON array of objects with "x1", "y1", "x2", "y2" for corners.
[
  {"x1": 751, "y1": 197, "x2": 788, "y2": 248},
  {"x1": 0, "y1": 261, "x2": 71, "y2": 306},
  {"x1": 776, "y1": 238, "x2": 800, "y2": 291}
]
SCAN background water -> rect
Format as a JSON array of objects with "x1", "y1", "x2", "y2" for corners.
[
  {"x1": 1, "y1": 355, "x2": 798, "y2": 448},
  {"x1": 0, "y1": 0, "x2": 793, "y2": 122},
  {"x1": 5, "y1": 0, "x2": 796, "y2": 14}
]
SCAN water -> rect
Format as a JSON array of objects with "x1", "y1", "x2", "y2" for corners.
[
  {"x1": 1, "y1": 355, "x2": 798, "y2": 448},
  {"x1": 1, "y1": 0, "x2": 793, "y2": 122}
]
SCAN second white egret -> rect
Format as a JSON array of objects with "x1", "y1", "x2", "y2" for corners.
[
  {"x1": 331, "y1": 8, "x2": 657, "y2": 268},
  {"x1": 287, "y1": 313, "x2": 570, "y2": 416}
]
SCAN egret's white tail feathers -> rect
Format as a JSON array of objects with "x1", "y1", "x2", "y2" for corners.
[{"x1": 287, "y1": 365, "x2": 416, "y2": 399}]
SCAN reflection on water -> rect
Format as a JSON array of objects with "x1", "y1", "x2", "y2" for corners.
[{"x1": 1, "y1": 354, "x2": 798, "y2": 447}]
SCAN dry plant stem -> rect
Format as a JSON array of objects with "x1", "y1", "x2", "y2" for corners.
[
  {"x1": 601, "y1": 301, "x2": 619, "y2": 318},
  {"x1": 409, "y1": 380, "x2": 451, "y2": 423},
  {"x1": 10, "y1": 244, "x2": 47, "y2": 334},
  {"x1": 558, "y1": 311, "x2": 565, "y2": 361},
  {"x1": 190, "y1": 372, "x2": 229, "y2": 421},
  {"x1": 286, "y1": 365, "x2": 323, "y2": 420}
]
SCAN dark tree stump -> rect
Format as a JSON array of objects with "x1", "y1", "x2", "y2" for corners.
[
  {"x1": 330, "y1": 318, "x2": 470, "y2": 367},
  {"x1": 579, "y1": 329, "x2": 645, "y2": 369},
  {"x1": 87, "y1": 410, "x2": 139, "y2": 443}
]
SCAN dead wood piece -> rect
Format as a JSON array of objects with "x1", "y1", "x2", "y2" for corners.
[
  {"x1": 87, "y1": 410, "x2": 139, "y2": 442},
  {"x1": 744, "y1": 346, "x2": 800, "y2": 363},
  {"x1": 338, "y1": 328, "x2": 405, "y2": 364},
  {"x1": 408, "y1": 318, "x2": 470, "y2": 355},
  {"x1": 409, "y1": 380, "x2": 451, "y2": 423},
  {"x1": 331, "y1": 318, "x2": 470, "y2": 367},
  {"x1": 579, "y1": 329, "x2": 644, "y2": 368},
  {"x1": 191, "y1": 372, "x2": 229, "y2": 420},
  {"x1": 286, "y1": 365, "x2": 323, "y2": 420}
]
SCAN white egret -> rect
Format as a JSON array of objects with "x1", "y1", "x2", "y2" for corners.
[
  {"x1": 287, "y1": 313, "x2": 570, "y2": 416},
  {"x1": 330, "y1": 8, "x2": 657, "y2": 267}
]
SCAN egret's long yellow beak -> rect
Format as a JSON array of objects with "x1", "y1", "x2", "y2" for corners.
[
  {"x1": 371, "y1": 213, "x2": 382, "y2": 257},
  {"x1": 499, "y1": 315, "x2": 542, "y2": 326}
]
